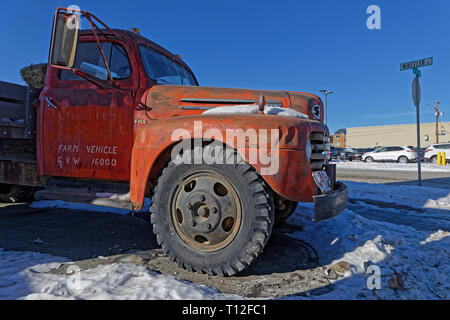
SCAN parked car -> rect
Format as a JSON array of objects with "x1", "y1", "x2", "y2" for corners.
[
  {"x1": 334, "y1": 147, "x2": 347, "y2": 160},
  {"x1": 424, "y1": 143, "x2": 450, "y2": 163},
  {"x1": 325, "y1": 146, "x2": 339, "y2": 160},
  {"x1": 348, "y1": 148, "x2": 374, "y2": 161},
  {"x1": 408, "y1": 146, "x2": 425, "y2": 161},
  {"x1": 362, "y1": 146, "x2": 418, "y2": 163}
]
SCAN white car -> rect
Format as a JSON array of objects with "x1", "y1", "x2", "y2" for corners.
[
  {"x1": 424, "y1": 143, "x2": 450, "y2": 164},
  {"x1": 362, "y1": 146, "x2": 418, "y2": 163}
]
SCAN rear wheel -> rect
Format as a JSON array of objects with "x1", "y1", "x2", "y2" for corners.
[
  {"x1": 365, "y1": 156, "x2": 374, "y2": 163},
  {"x1": 274, "y1": 195, "x2": 298, "y2": 226},
  {"x1": 0, "y1": 184, "x2": 35, "y2": 203},
  {"x1": 431, "y1": 156, "x2": 437, "y2": 164},
  {"x1": 150, "y1": 151, "x2": 274, "y2": 276},
  {"x1": 398, "y1": 156, "x2": 408, "y2": 164}
]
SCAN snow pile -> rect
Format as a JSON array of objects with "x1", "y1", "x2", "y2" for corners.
[
  {"x1": 0, "y1": 249, "x2": 238, "y2": 300},
  {"x1": 29, "y1": 201, "x2": 131, "y2": 215},
  {"x1": 336, "y1": 161, "x2": 450, "y2": 172},
  {"x1": 202, "y1": 105, "x2": 309, "y2": 119},
  {"x1": 29, "y1": 198, "x2": 151, "y2": 215},
  {"x1": 95, "y1": 192, "x2": 131, "y2": 202}
]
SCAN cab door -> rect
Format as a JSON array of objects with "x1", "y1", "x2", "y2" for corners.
[{"x1": 41, "y1": 40, "x2": 137, "y2": 181}]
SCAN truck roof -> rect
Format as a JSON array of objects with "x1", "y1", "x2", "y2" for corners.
[{"x1": 79, "y1": 29, "x2": 196, "y2": 80}]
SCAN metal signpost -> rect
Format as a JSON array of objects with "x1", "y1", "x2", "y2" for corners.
[{"x1": 400, "y1": 57, "x2": 433, "y2": 186}]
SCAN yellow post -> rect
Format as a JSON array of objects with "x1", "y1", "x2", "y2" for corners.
[
  {"x1": 443, "y1": 152, "x2": 446, "y2": 166},
  {"x1": 437, "y1": 152, "x2": 442, "y2": 166}
]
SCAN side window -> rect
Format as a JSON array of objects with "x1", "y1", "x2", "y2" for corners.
[
  {"x1": 110, "y1": 44, "x2": 132, "y2": 79},
  {"x1": 139, "y1": 45, "x2": 197, "y2": 86},
  {"x1": 436, "y1": 144, "x2": 450, "y2": 150},
  {"x1": 61, "y1": 42, "x2": 131, "y2": 81}
]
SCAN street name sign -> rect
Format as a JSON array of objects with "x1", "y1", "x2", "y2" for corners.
[{"x1": 400, "y1": 57, "x2": 433, "y2": 71}]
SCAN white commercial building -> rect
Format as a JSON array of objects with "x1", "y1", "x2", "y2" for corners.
[{"x1": 345, "y1": 121, "x2": 450, "y2": 148}]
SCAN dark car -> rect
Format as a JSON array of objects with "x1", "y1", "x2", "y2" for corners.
[
  {"x1": 335, "y1": 147, "x2": 347, "y2": 160},
  {"x1": 323, "y1": 146, "x2": 339, "y2": 160},
  {"x1": 348, "y1": 148, "x2": 375, "y2": 161}
]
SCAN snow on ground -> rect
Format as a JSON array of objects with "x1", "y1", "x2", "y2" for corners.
[
  {"x1": 0, "y1": 249, "x2": 238, "y2": 300},
  {"x1": 335, "y1": 161, "x2": 450, "y2": 172},
  {"x1": 283, "y1": 182, "x2": 450, "y2": 300},
  {"x1": 2, "y1": 182, "x2": 449, "y2": 300}
]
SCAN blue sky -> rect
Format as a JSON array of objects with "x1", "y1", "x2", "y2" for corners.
[{"x1": 1, "y1": 0, "x2": 449, "y2": 133}]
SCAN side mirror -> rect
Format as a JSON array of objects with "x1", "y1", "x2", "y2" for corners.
[{"x1": 49, "y1": 9, "x2": 80, "y2": 68}]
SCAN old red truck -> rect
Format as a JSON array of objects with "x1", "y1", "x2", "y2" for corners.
[{"x1": 0, "y1": 8, "x2": 347, "y2": 276}]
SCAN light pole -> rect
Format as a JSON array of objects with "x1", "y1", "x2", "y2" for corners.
[
  {"x1": 433, "y1": 101, "x2": 443, "y2": 143},
  {"x1": 320, "y1": 90, "x2": 334, "y2": 125}
]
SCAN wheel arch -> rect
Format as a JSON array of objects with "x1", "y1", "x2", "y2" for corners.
[{"x1": 130, "y1": 116, "x2": 317, "y2": 210}]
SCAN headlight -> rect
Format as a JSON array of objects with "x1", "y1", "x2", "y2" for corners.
[
  {"x1": 305, "y1": 139, "x2": 312, "y2": 161},
  {"x1": 311, "y1": 104, "x2": 321, "y2": 120}
]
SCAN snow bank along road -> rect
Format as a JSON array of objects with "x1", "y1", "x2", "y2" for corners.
[
  {"x1": 0, "y1": 180, "x2": 448, "y2": 300},
  {"x1": 336, "y1": 161, "x2": 450, "y2": 189}
]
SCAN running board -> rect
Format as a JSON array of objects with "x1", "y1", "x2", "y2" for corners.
[{"x1": 34, "y1": 187, "x2": 133, "y2": 211}]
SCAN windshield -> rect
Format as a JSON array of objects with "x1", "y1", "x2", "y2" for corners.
[{"x1": 139, "y1": 45, "x2": 197, "y2": 86}]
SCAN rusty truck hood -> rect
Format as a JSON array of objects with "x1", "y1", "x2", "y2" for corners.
[{"x1": 141, "y1": 85, "x2": 323, "y2": 122}]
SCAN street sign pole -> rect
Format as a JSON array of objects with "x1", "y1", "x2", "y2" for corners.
[
  {"x1": 412, "y1": 74, "x2": 422, "y2": 186},
  {"x1": 411, "y1": 70, "x2": 422, "y2": 186},
  {"x1": 402, "y1": 57, "x2": 433, "y2": 187}
]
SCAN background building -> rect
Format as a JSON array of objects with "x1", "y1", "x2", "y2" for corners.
[
  {"x1": 343, "y1": 121, "x2": 450, "y2": 148},
  {"x1": 332, "y1": 129, "x2": 346, "y2": 147}
]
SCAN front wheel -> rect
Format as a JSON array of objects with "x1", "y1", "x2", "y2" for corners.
[
  {"x1": 365, "y1": 156, "x2": 374, "y2": 163},
  {"x1": 150, "y1": 155, "x2": 274, "y2": 276}
]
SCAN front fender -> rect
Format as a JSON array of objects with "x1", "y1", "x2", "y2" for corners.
[{"x1": 130, "y1": 114, "x2": 323, "y2": 210}]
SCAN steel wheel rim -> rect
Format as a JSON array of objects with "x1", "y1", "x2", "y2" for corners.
[{"x1": 170, "y1": 171, "x2": 242, "y2": 252}]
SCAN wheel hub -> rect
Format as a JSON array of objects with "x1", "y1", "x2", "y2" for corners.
[
  {"x1": 171, "y1": 171, "x2": 242, "y2": 252},
  {"x1": 185, "y1": 192, "x2": 221, "y2": 233}
]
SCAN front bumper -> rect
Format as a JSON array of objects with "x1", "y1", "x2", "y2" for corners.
[
  {"x1": 313, "y1": 182, "x2": 348, "y2": 221},
  {"x1": 312, "y1": 164, "x2": 348, "y2": 221}
]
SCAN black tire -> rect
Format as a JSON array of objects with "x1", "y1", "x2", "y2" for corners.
[
  {"x1": 365, "y1": 156, "x2": 374, "y2": 163},
  {"x1": 0, "y1": 184, "x2": 35, "y2": 203},
  {"x1": 430, "y1": 156, "x2": 437, "y2": 164},
  {"x1": 274, "y1": 194, "x2": 298, "y2": 226},
  {"x1": 150, "y1": 150, "x2": 274, "y2": 276}
]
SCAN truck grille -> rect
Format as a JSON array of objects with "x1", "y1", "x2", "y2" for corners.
[{"x1": 310, "y1": 132, "x2": 329, "y2": 170}]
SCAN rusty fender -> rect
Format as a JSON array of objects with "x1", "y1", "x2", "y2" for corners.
[{"x1": 129, "y1": 114, "x2": 324, "y2": 211}]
